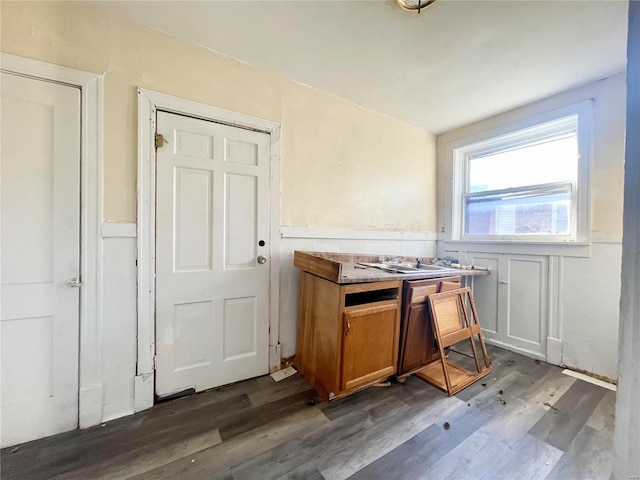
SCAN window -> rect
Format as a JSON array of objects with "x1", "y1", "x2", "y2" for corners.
[{"x1": 449, "y1": 103, "x2": 591, "y2": 242}]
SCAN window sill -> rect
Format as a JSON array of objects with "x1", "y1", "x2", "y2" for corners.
[{"x1": 440, "y1": 239, "x2": 592, "y2": 258}]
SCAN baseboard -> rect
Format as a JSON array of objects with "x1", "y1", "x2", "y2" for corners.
[
  {"x1": 562, "y1": 369, "x2": 617, "y2": 391},
  {"x1": 134, "y1": 373, "x2": 154, "y2": 412},
  {"x1": 269, "y1": 343, "x2": 282, "y2": 373},
  {"x1": 483, "y1": 338, "x2": 547, "y2": 361},
  {"x1": 79, "y1": 383, "x2": 103, "y2": 428},
  {"x1": 546, "y1": 337, "x2": 563, "y2": 366}
]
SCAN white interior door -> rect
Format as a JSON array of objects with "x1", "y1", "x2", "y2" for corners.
[
  {"x1": 0, "y1": 72, "x2": 81, "y2": 447},
  {"x1": 155, "y1": 111, "x2": 271, "y2": 397}
]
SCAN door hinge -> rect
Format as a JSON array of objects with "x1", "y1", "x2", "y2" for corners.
[
  {"x1": 155, "y1": 133, "x2": 165, "y2": 149},
  {"x1": 152, "y1": 354, "x2": 157, "y2": 370}
]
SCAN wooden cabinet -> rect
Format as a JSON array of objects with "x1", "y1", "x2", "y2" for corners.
[
  {"x1": 397, "y1": 276, "x2": 461, "y2": 377},
  {"x1": 295, "y1": 272, "x2": 401, "y2": 401}
]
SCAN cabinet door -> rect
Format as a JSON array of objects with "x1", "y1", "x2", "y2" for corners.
[
  {"x1": 502, "y1": 255, "x2": 548, "y2": 357},
  {"x1": 399, "y1": 303, "x2": 434, "y2": 374},
  {"x1": 468, "y1": 254, "x2": 500, "y2": 343},
  {"x1": 341, "y1": 304, "x2": 399, "y2": 391},
  {"x1": 398, "y1": 278, "x2": 461, "y2": 376},
  {"x1": 469, "y1": 253, "x2": 548, "y2": 359}
]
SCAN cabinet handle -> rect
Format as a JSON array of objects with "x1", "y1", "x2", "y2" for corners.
[
  {"x1": 345, "y1": 320, "x2": 351, "y2": 336},
  {"x1": 499, "y1": 280, "x2": 508, "y2": 284}
]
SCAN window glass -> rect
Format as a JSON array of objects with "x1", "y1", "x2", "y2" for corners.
[
  {"x1": 465, "y1": 187, "x2": 571, "y2": 236},
  {"x1": 468, "y1": 134, "x2": 578, "y2": 193}
]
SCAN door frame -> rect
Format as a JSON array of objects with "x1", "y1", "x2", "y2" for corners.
[
  {"x1": 136, "y1": 88, "x2": 281, "y2": 412},
  {"x1": 0, "y1": 53, "x2": 104, "y2": 428}
]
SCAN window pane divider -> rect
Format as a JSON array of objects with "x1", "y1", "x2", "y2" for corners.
[{"x1": 465, "y1": 181, "x2": 573, "y2": 202}]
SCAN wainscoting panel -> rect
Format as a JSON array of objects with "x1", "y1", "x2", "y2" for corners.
[{"x1": 101, "y1": 223, "x2": 137, "y2": 421}]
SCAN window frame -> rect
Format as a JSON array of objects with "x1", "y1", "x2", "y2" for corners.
[{"x1": 447, "y1": 101, "x2": 593, "y2": 243}]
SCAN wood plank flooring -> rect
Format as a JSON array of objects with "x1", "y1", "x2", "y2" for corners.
[{"x1": 1, "y1": 346, "x2": 615, "y2": 480}]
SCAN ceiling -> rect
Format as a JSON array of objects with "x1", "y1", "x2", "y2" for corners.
[{"x1": 96, "y1": 0, "x2": 629, "y2": 134}]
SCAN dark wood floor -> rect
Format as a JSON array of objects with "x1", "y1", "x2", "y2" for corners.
[{"x1": 1, "y1": 345, "x2": 615, "y2": 480}]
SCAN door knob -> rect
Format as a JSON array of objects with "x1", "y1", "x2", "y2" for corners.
[
  {"x1": 257, "y1": 255, "x2": 267, "y2": 265},
  {"x1": 67, "y1": 277, "x2": 82, "y2": 288}
]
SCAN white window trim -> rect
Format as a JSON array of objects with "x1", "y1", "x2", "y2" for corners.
[
  {"x1": 446, "y1": 100, "x2": 593, "y2": 244},
  {"x1": 0, "y1": 53, "x2": 104, "y2": 428}
]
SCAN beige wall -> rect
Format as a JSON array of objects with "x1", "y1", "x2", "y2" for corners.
[
  {"x1": 1, "y1": 1, "x2": 436, "y2": 231},
  {"x1": 436, "y1": 73, "x2": 626, "y2": 240}
]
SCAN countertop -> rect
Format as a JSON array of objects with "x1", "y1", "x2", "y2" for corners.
[{"x1": 293, "y1": 251, "x2": 490, "y2": 284}]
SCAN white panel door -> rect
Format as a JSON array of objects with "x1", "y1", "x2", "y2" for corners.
[
  {"x1": 0, "y1": 72, "x2": 81, "y2": 447},
  {"x1": 155, "y1": 111, "x2": 270, "y2": 397}
]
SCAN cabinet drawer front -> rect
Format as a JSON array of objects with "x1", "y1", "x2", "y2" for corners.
[
  {"x1": 344, "y1": 302, "x2": 398, "y2": 318},
  {"x1": 409, "y1": 284, "x2": 439, "y2": 304},
  {"x1": 440, "y1": 280, "x2": 462, "y2": 292}
]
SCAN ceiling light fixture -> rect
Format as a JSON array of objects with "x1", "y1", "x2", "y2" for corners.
[{"x1": 396, "y1": 0, "x2": 436, "y2": 14}]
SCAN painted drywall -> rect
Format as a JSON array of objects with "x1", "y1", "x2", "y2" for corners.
[
  {"x1": 614, "y1": 1, "x2": 640, "y2": 476},
  {"x1": 0, "y1": 1, "x2": 436, "y2": 232},
  {"x1": 436, "y1": 74, "x2": 626, "y2": 379},
  {"x1": 561, "y1": 243, "x2": 622, "y2": 379}
]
